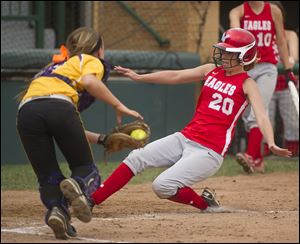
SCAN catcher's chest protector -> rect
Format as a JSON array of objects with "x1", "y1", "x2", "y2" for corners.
[{"x1": 34, "y1": 56, "x2": 114, "y2": 112}]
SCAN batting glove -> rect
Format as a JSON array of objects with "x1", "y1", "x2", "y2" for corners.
[{"x1": 285, "y1": 69, "x2": 298, "y2": 85}]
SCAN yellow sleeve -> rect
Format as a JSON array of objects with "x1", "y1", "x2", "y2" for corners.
[{"x1": 81, "y1": 54, "x2": 104, "y2": 81}]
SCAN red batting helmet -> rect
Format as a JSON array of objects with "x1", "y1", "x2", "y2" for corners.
[{"x1": 213, "y1": 28, "x2": 257, "y2": 67}]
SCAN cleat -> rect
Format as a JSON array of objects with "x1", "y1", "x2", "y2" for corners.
[
  {"x1": 60, "y1": 178, "x2": 93, "y2": 223},
  {"x1": 235, "y1": 152, "x2": 254, "y2": 174},
  {"x1": 46, "y1": 206, "x2": 77, "y2": 239},
  {"x1": 201, "y1": 187, "x2": 220, "y2": 208}
]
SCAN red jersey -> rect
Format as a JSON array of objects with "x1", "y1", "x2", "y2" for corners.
[
  {"x1": 275, "y1": 74, "x2": 288, "y2": 91},
  {"x1": 181, "y1": 67, "x2": 249, "y2": 156},
  {"x1": 241, "y1": 2, "x2": 277, "y2": 64}
]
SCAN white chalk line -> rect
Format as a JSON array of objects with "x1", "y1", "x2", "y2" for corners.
[
  {"x1": 94, "y1": 208, "x2": 299, "y2": 218},
  {"x1": 1, "y1": 225, "x2": 129, "y2": 243},
  {"x1": 2, "y1": 209, "x2": 298, "y2": 241},
  {"x1": 201, "y1": 206, "x2": 299, "y2": 214},
  {"x1": 1, "y1": 226, "x2": 47, "y2": 235}
]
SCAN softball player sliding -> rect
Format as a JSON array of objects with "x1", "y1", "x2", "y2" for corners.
[
  {"x1": 60, "y1": 28, "x2": 291, "y2": 223},
  {"x1": 229, "y1": 1, "x2": 296, "y2": 173}
]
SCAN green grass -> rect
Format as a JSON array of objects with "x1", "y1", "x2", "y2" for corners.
[
  {"x1": 1, "y1": 156, "x2": 298, "y2": 190},
  {"x1": 215, "y1": 155, "x2": 298, "y2": 176},
  {"x1": 0, "y1": 161, "x2": 167, "y2": 190}
]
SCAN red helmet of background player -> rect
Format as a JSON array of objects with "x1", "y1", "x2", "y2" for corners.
[{"x1": 212, "y1": 28, "x2": 257, "y2": 68}]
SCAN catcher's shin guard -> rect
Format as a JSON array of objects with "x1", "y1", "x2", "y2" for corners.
[
  {"x1": 38, "y1": 172, "x2": 76, "y2": 239},
  {"x1": 70, "y1": 163, "x2": 101, "y2": 197},
  {"x1": 60, "y1": 163, "x2": 100, "y2": 222},
  {"x1": 38, "y1": 171, "x2": 67, "y2": 210}
]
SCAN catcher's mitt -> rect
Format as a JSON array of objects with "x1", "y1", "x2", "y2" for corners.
[{"x1": 101, "y1": 120, "x2": 151, "y2": 154}]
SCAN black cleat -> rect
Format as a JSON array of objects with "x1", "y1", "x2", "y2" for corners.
[
  {"x1": 46, "y1": 206, "x2": 77, "y2": 239},
  {"x1": 201, "y1": 187, "x2": 220, "y2": 208},
  {"x1": 60, "y1": 178, "x2": 93, "y2": 223}
]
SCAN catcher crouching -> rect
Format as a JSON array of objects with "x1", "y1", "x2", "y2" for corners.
[{"x1": 16, "y1": 27, "x2": 143, "y2": 240}]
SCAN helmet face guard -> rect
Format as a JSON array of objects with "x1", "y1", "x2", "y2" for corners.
[{"x1": 212, "y1": 47, "x2": 241, "y2": 69}]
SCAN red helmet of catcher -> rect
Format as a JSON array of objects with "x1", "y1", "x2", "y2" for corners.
[{"x1": 212, "y1": 28, "x2": 257, "y2": 68}]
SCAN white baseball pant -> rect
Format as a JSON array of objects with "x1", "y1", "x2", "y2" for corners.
[
  {"x1": 243, "y1": 63, "x2": 278, "y2": 131},
  {"x1": 269, "y1": 89, "x2": 299, "y2": 141},
  {"x1": 123, "y1": 132, "x2": 223, "y2": 199}
]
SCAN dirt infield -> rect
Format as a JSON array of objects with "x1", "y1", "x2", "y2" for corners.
[{"x1": 1, "y1": 171, "x2": 299, "y2": 243}]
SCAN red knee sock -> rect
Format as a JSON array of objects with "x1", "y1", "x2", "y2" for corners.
[
  {"x1": 285, "y1": 140, "x2": 299, "y2": 156},
  {"x1": 246, "y1": 127, "x2": 263, "y2": 160},
  {"x1": 92, "y1": 162, "x2": 134, "y2": 205},
  {"x1": 263, "y1": 142, "x2": 271, "y2": 156},
  {"x1": 168, "y1": 186, "x2": 208, "y2": 210}
]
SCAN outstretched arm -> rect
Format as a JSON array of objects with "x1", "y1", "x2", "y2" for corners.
[
  {"x1": 82, "y1": 74, "x2": 143, "y2": 124},
  {"x1": 114, "y1": 63, "x2": 215, "y2": 85},
  {"x1": 243, "y1": 78, "x2": 292, "y2": 157}
]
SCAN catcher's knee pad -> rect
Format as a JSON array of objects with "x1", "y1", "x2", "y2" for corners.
[
  {"x1": 152, "y1": 177, "x2": 178, "y2": 199},
  {"x1": 71, "y1": 163, "x2": 101, "y2": 197},
  {"x1": 38, "y1": 171, "x2": 68, "y2": 211}
]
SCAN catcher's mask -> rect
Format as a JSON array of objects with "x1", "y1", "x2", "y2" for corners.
[{"x1": 212, "y1": 28, "x2": 257, "y2": 69}]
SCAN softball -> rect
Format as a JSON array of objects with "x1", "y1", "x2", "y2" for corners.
[{"x1": 130, "y1": 129, "x2": 147, "y2": 140}]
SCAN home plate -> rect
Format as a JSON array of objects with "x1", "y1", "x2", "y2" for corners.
[{"x1": 202, "y1": 206, "x2": 250, "y2": 213}]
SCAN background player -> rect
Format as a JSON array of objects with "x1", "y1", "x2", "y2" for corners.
[
  {"x1": 60, "y1": 28, "x2": 291, "y2": 223},
  {"x1": 265, "y1": 1, "x2": 299, "y2": 156},
  {"x1": 16, "y1": 27, "x2": 143, "y2": 239},
  {"x1": 229, "y1": 1, "x2": 296, "y2": 173}
]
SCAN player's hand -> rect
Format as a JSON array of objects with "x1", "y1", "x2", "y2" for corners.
[
  {"x1": 269, "y1": 144, "x2": 292, "y2": 157},
  {"x1": 284, "y1": 69, "x2": 298, "y2": 85},
  {"x1": 114, "y1": 66, "x2": 140, "y2": 80},
  {"x1": 114, "y1": 104, "x2": 143, "y2": 125}
]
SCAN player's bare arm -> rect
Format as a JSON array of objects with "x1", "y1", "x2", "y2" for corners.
[
  {"x1": 82, "y1": 74, "x2": 143, "y2": 124},
  {"x1": 82, "y1": 74, "x2": 122, "y2": 107},
  {"x1": 229, "y1": 5, "x2": 243, "y2": 28},
  {"x1": 271, "y1": 4, "x2": 293, "y2": 70},
  {"x1": 286, "y1": 30, "x2": 299, "y2": 64},
  {"x1": 115, "y1": 63, "x2": 215, "y2": 85},
  {"x1": 243, "y1": 78, "x2": 292, "y2": 157},
  {"x1": 85, "y1": 130, "x2": 101, "y2": 144}
]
